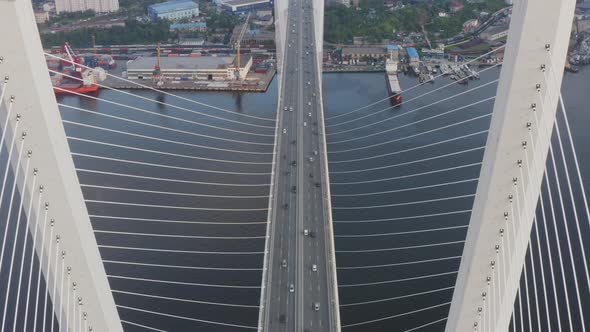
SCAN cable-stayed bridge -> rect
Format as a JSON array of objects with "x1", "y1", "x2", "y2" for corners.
[{"x1": 0, "y1": 0, "x2": 588, "y2": 331}]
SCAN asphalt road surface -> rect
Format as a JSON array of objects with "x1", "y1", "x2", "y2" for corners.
[{"x1": 262, "y1": 0, "x2": 338, "y2": 331}]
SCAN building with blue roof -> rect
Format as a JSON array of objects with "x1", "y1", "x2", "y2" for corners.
[
  {"x1": 148, "y1": 0, "x2": 199, "y2": 21},
  {"x1": 406, "y1": 47, "x2": 419, "y2": 59}
]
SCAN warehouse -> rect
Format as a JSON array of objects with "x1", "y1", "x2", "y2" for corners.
[
  {"x1": 126, "y1": 55, "x2": 253, "y2": 81},
  {"x1": 220, "y1": 0, "x2": 274, "y2": 15},
  {"x1": 148, "y1": 0, "x2": 199, "y2": 21}
]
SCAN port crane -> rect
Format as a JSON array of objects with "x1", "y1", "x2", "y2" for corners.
[
  {"x1": 234, "y1": 12, "x2": 251, "y2": 81},
  {"x1": 152, "y1": 42, "x2": 164, "y2": 87}
]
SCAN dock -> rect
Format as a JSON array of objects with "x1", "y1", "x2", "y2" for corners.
[{"x1": 101, "y1": 68, "x2": 276, "y2": 92}]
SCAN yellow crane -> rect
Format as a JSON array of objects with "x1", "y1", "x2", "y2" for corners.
[{"x1": 234, "y1": 13, "x2": 251, "y2": 81}]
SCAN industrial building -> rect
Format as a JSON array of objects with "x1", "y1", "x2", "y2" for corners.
[
  {"x1": 148, "y1": 0, "x2": 199, "y2": 21},
  {"x1": 341, "y1": 47, "x2": 388, "y2": 63},
  {"x1": 126, "y1": 55, "x2": 253, "y2": 81},
  {"x1": 55, "y1": 0, "x2": 119, "y2": 13},
  {"x1": 220, "y1": 0, "x2": 274, "y2": 15},
  {"x1": 481, "y1": 25, "x2": 510, "y2": 41},
  {"x1": 406, "y1": 47, "x2": 420, "y2": 65},
  {"x1": 169, "y1": 22, "x2": 207, "y2": 32}
]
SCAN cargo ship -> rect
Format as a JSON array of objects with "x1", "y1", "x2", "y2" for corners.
[
  {"x1": 47, "y1": 43, "x2": 106, "y2": 95},
  {"x1": 386, "y1": 59, "x2": 402, "y2": 105}
]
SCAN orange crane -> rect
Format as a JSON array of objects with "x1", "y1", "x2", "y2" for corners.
[
  {"x1": 153, "y1": 42, "x2": 163, "y2": 86},
  {"x1": 234, "y1": 13, "x2": 251, "y2": 81}
]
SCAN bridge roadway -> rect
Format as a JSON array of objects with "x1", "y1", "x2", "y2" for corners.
[{"x1": 262, "y1": 0, "x2": 338, "y2": 330}]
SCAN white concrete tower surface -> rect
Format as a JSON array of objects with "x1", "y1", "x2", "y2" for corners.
[
  {"x1": 0, "y1": 0, "x2": 123, "y2": 330},
  {"x1": 446, "y1": 0, "x2": 576, "y2": 331}
]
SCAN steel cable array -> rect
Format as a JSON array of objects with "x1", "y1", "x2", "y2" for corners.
[
  {"x1": 496, "y1": 51, "x2": 590, "y2": 332},
  {"x1": 324, "y1": 62, "x2": 501, "y2": 331},
  {"x1": 2, "y1": 55, "x2": 276, "y2": 330}
]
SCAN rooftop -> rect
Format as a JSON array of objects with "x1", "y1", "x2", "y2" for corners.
[
  {"x1": 342, "y1": 47, "x2": 387, "y2": 55},
  {"x1": 406, "y1": 47, "x2": 419, "y2": 58},
  {"x1": 148, "y1": 0, "x2": 198, "y2": 14},
  {"x1": 128, "y1": 56, "x2": 234, "y2": 71},
  {"x1": 222, "y1": 0, "x2": 272, "y2": 6}
]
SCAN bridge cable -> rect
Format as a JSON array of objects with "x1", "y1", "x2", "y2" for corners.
[
  {"x1": 331, "y1": 163, "x2": 481, "y2": 185},
  {"x1": 90, "y1": 214, "x2": 267, "y2": 225},
  {"x1": 76, "y1": 168, "x2": 270, "y2": 187},
  {"x1": 11, "y1": 165, "x2": 37, "y2": 332},
  {"x1": 62, "y1": 119, "x2": 273, "y2": 155},
  {"x1": 0, "y1": 95, "x2": 15, "y2": 164},
  {"x1": 67, "y1": 136, "x2": 272, "y2": 165},
  {"x1": 325, "y1": 45, "x2": 505, "y2": 121},
  {"x1": 341, "y1": 301, "x2": 451, "y2": 328},
  {"x1": 94, "y1": 229, "x2": 265, "y2": 240},
  {"x1": 112, "y1": 289, "x2": 259, "y2": 308},
  {"x1": 528, "y1": 107, "x2": 564, "y2": 330},
  {"x1": 44, "y1": 52, "x2": 276, "y2": 122},
  {"x1": 340, "y1": 286, "x2": 455, "y2": 307},
  {"x1": 337, "y1": 256, "x2": 462, "y2": 270},
  {"x1": 31, "y1": 207, "x2": 50, "y2": 332},
  {"x1": 72, "y1": 153, "x2": 271, "y2": 175},
  {"x1": 100, "y1": 245, "x2": 264, "y2": 255},
  {"x1": 330, "y1": 147, "x2": 484, "y2": 174},
  {"x1": 329, "y1": 130, "x2": 487, "y2": 164},
  {"x1": 108, "y1": 274, "x2": 261, "y2": 289},
  {"x1": 81, "y1": 184, "x2": 268, "y2": 199},
  {"x1": 519, "y1": 145, "x2": 548, "y2": 329},
  {"x1": 53, "y1": 87, "x2": 274, "y2": 137},
  {"x1": 22, "y1": 185, "x2": 44, "y2": 332},
  {"x1": 339, "y1": 271, "x2": 457, "y2": 288},
  {"x1": 0, "y1": 149, "x2": 30, "y2": 332},
  {"x1": 514, "y1": 179, "x2": 534, "y2": 332},
  {"x1": 0, "y1": 119, "x2": 21, "y2": 271},
  {"x1": 332, "y1": 179, "x2": 478, "y2": 197},
  {"x1": 509, "y1": 196, "x2": 525, "y2": 332},
  {"x1": 48, "y1": 68, "x2": 276, "y2": 128},
  {"x1": 522, "y1": 129, "x2": 552, "y2": 329},
  {"x1": 535, "y1": 92, "x2": 583, "y2": 329},
  {"x1": 336, "y1": 240, "x2": 464, "y2": 254},
  {"x1": 49, "y1": 234, "x2": 59, "y2": 332},
  {"x1": 539, "y1": 73, "x2": 590, "y2": 298},
  {"x1": 335, "y1": 225, "x2": 467, "y2": 238},
  {"x1": 121, "y1": 320, "x2": 168, "y2": 332},
  {"x1": 404, "y1": 317, "x2": 448, "y2": 332},
  {"x1": 86, "y1": 199, "x2": 267, "y2": 211},
  {"x1": 327, "y1": 77, "x2": 499, "y2": 136},
  {"x1": 333, "y1": 209, "x2": 472, "y2": 224},
  {"x1": 41, "y1": 212, "x2": 57, "y2": 332},
  {"x1": 332, "y1": 194, "x2": 474, "y2": 210},
  {"x1": 59, "y1": 104, "x2": 274, "y2": 148},
  {"x1": 0, "y1": 128, "x2": 24, "y2": 276},
  {"x1": 103, "y1": 259, "x2": 263, "y2": 271},
  {"x1": 328, "y1": 111, "x2": 493, "y2": 154},
  {"x1": 117, "y1": 305, "x2": 258, "y2": 330},
  {"x1": 545, "y1": 51, "x2": 590, "y2": 227}
]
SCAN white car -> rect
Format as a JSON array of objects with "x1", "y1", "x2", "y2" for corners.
[
  {"x1": 312, "y1": 264, "x2": 317, "y2": 272},
  {"x1": 304, "y1": 122, "x2": 307, "y2": 127},
  {"x1": 313, "y1": 303, "x2": 320, "y2": 311},
  {"x1": 283, "y1": 128, "x2": 287, "y2": 134},
  {"x1": 308, "y1": 112, "x2": 312, "y2": 117},
  {"x1": 304, "y1": 229, "x2": 309, "y2": 236},
  {"x1": 308, "y1": 101, "x2": 312, "y2": 106},
  {"x1": 289, "y1": 284, "x2": 295, "y2": 293}
]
